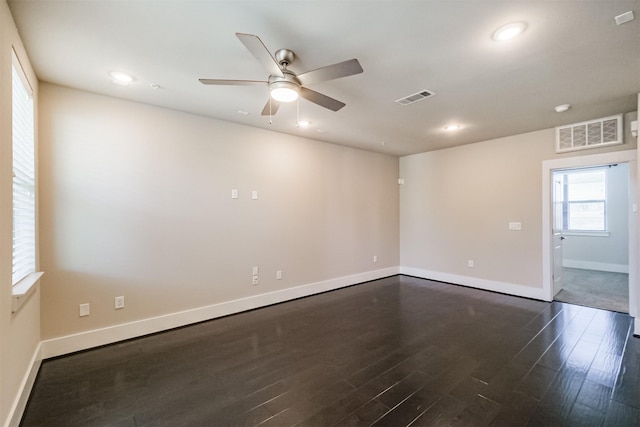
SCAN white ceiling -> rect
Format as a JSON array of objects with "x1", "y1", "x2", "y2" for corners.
[{"x1": 7, "y1": 0, "x2": 640, "y2": 156}]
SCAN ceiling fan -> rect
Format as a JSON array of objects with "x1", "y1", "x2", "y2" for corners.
[{"x1": 199, "y1": 33, "x2": 364, "y2": 115}]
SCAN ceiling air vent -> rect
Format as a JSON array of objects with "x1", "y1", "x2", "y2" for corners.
[
  {"x1": 555, "y1": 114, "x2": 623, "y2": 153},
  {"x1": 395, "y1": 90, "x2": 436, "y2": 106}
]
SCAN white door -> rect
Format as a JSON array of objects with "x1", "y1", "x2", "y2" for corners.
[{"x1": 552, "y1": 173, "x2": 564, "y2": 296}]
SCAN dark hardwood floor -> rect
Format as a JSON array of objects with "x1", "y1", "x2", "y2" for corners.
[{"x1": 21, "y1": 275, "x2": 640, "y2": 426}]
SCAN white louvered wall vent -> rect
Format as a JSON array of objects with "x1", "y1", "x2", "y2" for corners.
[
  {"x1": 555, "y1": 114, "x2": 623, "y2": 153},
  {"x1": 395, "y1": 90, "x2": 436, "y2": 106}
]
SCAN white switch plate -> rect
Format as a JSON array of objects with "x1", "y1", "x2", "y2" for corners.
[
  {"x1": 252, "y1": 190, "x2": 258, "y2": 200},
  {"x1": 615, "y1": 10, "x2": 634, "y2": 25},
  {"x1": 468, "y1": 260, "x2": 474, "y2": 268},
  {"x1": 115, "y1": 296, "x2": 124, "y2": 309},
  {"x1": 231, "y1": 189, "x2": 239, "y2": 199},
  {"x1": 252, "y1": 266, "x2": 259, "y2": 275},
  {"x1": 373, "y1": 255, "x2": 378, "y2": 263},
  {"x1": 509, "y1": 222, "x2": 522, "y2": 230},
  {"x1": 79, "y1": 303, "x2": 90, "y2": 317},
  {"x1": 276, "y1": 270, "x2": 282, "y2": 280}
]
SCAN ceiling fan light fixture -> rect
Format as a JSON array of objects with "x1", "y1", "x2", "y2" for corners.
[{"x1": 270, "y1": 81, "x2": 299, "y2": 102}]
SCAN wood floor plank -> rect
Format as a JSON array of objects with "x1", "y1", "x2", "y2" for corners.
[
  {"x1": 612, "y1": 326, "x2": 640, "y2": 409},
  {"x1": 604, "y1": 400, "x2": 640, "y2": 426},
  {"x1": 375, "y1": 370, "x2": 430, "y2": 410},
  {"x1": 575, "y1": 380, "x2": 612, "y2": 413},
  {"x1": 487, "y1": 391, "x2": 537, "y2": 427},
  {"x1": 447, "y1": 394, "x2": 502, "y2": 427},
  {"x1": 566, "y1": 402, "x2": 606, "y2": 427},
  {"x1": 410, "y1": 394, "x2": 467, "y2": 427},
  {"x1": 332, "y1": 399, "x2": 390, "y2": 427}
]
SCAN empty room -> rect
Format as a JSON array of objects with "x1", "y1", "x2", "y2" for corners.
[{"x1": 1, "y1": 1, "x2": 640, "y2": 426}]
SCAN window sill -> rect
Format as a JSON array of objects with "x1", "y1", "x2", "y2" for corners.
[
  {"x1": 12, "y1": 272, "x2": 44, "y2": 314},
  {"x1": 563, "y1": 231, "x2": 610, "y2": 238}
]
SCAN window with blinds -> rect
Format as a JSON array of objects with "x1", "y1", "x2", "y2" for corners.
[
  {"x1": 560, "y1": 168, "x2": 607, "y2": 232},
  {"x1": 12, "y1": 50, "x2": 36, "y2": 286}
]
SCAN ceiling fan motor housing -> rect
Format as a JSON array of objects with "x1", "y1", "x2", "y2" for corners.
[{"x1": 275, "y1": 49, "x2": 295, "y2": 67}]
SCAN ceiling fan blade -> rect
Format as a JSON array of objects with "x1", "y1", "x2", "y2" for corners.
[
  {"x1": 261, "y1": 99, "x2": 280, "y2": 116},
  {"x1": 199, "y1": 79, "x2": 267, "y2": 86},
  {"x1": 236, "y1": 33, "x2": 284, "y2": 78},
  {"x1": 296, "y1": 59, "x2": 363, "y2": 86},
  {"x1": 299, "y1": 87, "x2": 346, "y2": 112}
]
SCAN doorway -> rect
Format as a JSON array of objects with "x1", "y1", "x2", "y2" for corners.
[
  {"x1": 541, "y1": 149, "x2": 637, "y2": 318},
  {"x1": 552, "y1": 164, "x2": 629, "y2": 312}
]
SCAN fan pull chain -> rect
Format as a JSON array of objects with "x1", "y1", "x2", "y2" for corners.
[{"x1": 269, "y1": 93, "x2": 273, "y2": 125}]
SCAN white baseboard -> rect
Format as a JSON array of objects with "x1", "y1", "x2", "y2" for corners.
[
  {"x1": 399, "y1": 267, "x2": 548, "y2": 301},
  {"x1": 562, "y1": 259, "x2": 629, "y2": 274},
  {"x1": 41, "y1": 267, "x2": 400, "y2": 359},
  {"x1": 5, "y1": 342, "x2": 42, "y2": 427}
]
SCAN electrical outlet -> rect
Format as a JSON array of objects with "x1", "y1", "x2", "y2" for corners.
[
  {"x1": 252, "y1": 275, "x2": 259, "y2": 285},
  {"x1": 115, "y1": 296, "x2": 124, "y2": 309},
  {"x1": 79, "y1": 303, "x2": 90, "y2": 317},
  {"x1": 231, "y1": 189, "x2": 239, "y2": 199},
  {"x1": 468, "y1": 260, "x2": 474, "y2": 268}
]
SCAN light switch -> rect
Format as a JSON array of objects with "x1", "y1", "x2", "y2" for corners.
[
  {"x1": 231, "y1": 189, "x2": 239, "y2": 199},
  {"x1": 79, "y1": 303, "x2": 90, "y2": 317},
  {"x1": 252, "y1": 190, "x2": 258, "y2": 200},
  {"x1": 509, "y1": 222, "x2": 522, "y2": 230}
]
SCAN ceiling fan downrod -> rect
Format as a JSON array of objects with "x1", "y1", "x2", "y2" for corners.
[{"x1": 275, "y1": 49, "x2": 295, "y2": 69}]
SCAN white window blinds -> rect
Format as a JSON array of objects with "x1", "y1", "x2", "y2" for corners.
[
  {"x1": 12, "y1": 51, "x2": 36, "y2": 285},
  {"x1": 562, "y1": 168, "x2": 607, "y2": 232}
]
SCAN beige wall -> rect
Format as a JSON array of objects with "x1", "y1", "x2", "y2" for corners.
[
  {"x1": 38, "y1": 83, "x2": 400, "y2": 340},
  {"x1": 0, "y1": 1, "x2": 41, "y2": 426},
  {"x1": 400, "y1": 111, "x2": 637, "y2": 293}
]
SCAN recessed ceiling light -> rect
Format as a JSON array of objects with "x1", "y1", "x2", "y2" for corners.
[
  {"x1": 150, "y1": 83, "x2": 161, "y2": 90},
  {"x1": 492, "y1": 22, "x2": 527, "y2": 42},
  {"x1": 109, "y1": 71, "x2": 134, "y2": 86},
  {"x1": 297, "y1": 120, "x2": 310, "y2": 128},
  {"x1": 237, "y1": 110, "x2": 249, "y2": 115},
  {"x1": 444, "y1": 124, "x2": 461, "y2": 131},
  {"x1": 554, "y1": 104, "x2": 571, "y2": 113}
]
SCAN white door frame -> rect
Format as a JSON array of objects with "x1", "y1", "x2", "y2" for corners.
[{"x1": 542, "y1": 149, "x2": 637, "y2": 319}]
